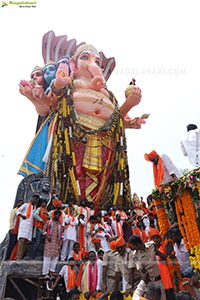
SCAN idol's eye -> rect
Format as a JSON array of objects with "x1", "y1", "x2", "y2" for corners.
[
  {"x1": 36, "y1": 72, "x2": 42, "y2": 77},
  {"x1": 31, "y1": 74, "x2": 34, "y2": 79},
  {"x1": 50, "y1": 67, "x2": 55, "y2": 72},
  {"x1": 80, "y1": 55, "x2": 88, "y2": 60},
  {"x1": 95, "y1": 60, "x2": 100, "y2": 67}
]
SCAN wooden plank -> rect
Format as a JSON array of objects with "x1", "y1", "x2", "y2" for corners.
[
  {"x1": 23, "y1": 277, "x2": 39, "y2": 288},
  {"x1": 9, "y1": 278, "x2": 27, "y2": 300}
]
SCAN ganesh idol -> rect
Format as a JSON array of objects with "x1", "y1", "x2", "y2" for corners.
[{"x1": 18, "y1": 38, "x2": 145, "y2": 209}]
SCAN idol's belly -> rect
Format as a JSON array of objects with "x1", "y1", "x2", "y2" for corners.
[{"x1": 72, "y1": 89, "x2": 115, "y2": 121}]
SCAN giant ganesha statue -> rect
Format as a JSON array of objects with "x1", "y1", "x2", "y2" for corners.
[{"x1": 18, "y1": 31, "x2": 147, "y2": 208}]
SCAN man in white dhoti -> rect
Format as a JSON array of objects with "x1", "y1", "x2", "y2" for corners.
[
  {"x1": 16, "y1": 194, "x2": 39, "y2": 259},
  {"x1": 81, "y1": 250, "x2": 103, "y2": 295},
  {"x1": 181, "y1": 124, "x2": 200, "y2": 169},
  {"x1": 94, "y1": 215, "x2": 110, "y2": 252},
  {"x1": 60, "y1": 207, "x2": 78, "y2": 261},
  {"x1": 86, "y1": 216, "x2": 96, "y2": 251}
]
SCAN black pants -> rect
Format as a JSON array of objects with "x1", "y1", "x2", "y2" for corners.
[
  {"x1": 6, "y1": 233, "x2": 17, "y2": 260},
  {"x1": 166, "y1": 288, "x2": 175, "y2": 300}
]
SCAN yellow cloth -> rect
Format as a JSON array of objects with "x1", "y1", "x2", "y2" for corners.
[{"x1": 83, "y1": 135, "x2": 102, "y2": 173}]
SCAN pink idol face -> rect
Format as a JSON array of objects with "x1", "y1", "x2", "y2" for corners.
[
  {"x1": 31, "y1": 71, "x2": 44, "y2": 86},
  {"x1": 77, "y1": 51, "x2": 102, "y2": 77}
]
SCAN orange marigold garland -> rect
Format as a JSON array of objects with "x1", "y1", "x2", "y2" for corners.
[
  {"x1": 174, "y1": 197, "x2": 189, "y2": 250},
  {"x1": 155, "y1": 198, "x2": 182, "y2": 292},
  {"x1": 178, "y1": 191, "x2": 200, "y2": 271}
]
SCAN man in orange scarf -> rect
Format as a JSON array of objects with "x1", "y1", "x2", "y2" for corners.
[
  {"x1": 81, "y1": 250, "x2": 103, "y2": 295},
  {"x1": 16, "y1": 194, "x2": 39, "y2": 260},
  {"x1": 148, "y1": 228, "x2": 175, "y2": 300},
  {"x1": 94, "y1": 214, "x2": 110, "y2": 252},
  {"x1": 144, "y1": 150, "x2": 182, "y2": 187},
  {"x1": 86, "y1": 216, "x2": 96, "y2": 251},
  {"x1": 42, "y1": 209, "x2": 63, "y2": 278},
  {"x1": 31, "y1": 199, "x2": 48, "y2": 259},
  {"x1": 61, "y1": 207, "x2": 79, "y2": 261},
  {"x1": 111, "y1": 214, "x2": 124, "y2": 237},
  {"x1": 73, "y1": 242, "x2": 83, "y2": 262},
  {"x1": 52, "y1": 257, "x2": 77, "y2": 292}
]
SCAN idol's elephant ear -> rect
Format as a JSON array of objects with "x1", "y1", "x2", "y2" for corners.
[{"x1": 99, "y1": 51, "x2": 116, "y2": 81}]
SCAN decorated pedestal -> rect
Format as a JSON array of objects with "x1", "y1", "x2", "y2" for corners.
[{"x1": 152, "y1": 168, "x2": 200, "y2": 292}]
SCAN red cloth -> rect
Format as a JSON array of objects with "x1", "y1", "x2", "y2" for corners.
[{"x1": 104, "y1": 216, "x2": 110, "y2": 222}]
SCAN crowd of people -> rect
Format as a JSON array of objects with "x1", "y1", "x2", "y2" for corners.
[{"x1": 5, "y1": 191, "x2": 200, "y2": 300}]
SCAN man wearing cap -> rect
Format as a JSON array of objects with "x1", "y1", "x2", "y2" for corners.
[
  {"x1": 148, "y1": 228, "x2": 175, "y2": 300},
  {"x1": 102, "y1": 237, "x2": 118, "y2": 293},
  {"x1": 16, "y1": 194, "x2": 39, "y2": 259},
  {"x1": 181, "y1": 124, "x2": 200, "y2": 169},
  {"x1": 128, "y1": 235, "x2": 166, "y2": 300},
  {"x1": 144, "y1": 150, "x2": 182, "y2": 187},
  {"x1": 113, "y1": 236, "x2": 140, "y2": 295}
]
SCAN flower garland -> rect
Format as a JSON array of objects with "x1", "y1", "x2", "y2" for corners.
[
  {"x1": 154, "y1": 198, "x2": 182, "y2": 292},
  {"x1": 177, "y1": 191, "x2": 200, "y2": 271},
  {"x1": 153, "y1": 169, "x2": 200, "y2": 275},
  {"x1": 152, "y1": 168, "x2": 200, "y2": 203}
]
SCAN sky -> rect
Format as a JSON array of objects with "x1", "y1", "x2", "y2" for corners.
[{"x1": 0, "y1": 0, "x2": 200, "y2": 242}]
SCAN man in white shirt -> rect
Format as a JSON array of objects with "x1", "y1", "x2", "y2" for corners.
[
  {"x1": 81, "y1": 250, "x2": 103, "y2": 295},
  {"x1": 94, "y1": 215, "x2": 110, "y2": 252},
  {"x1": 86, "y1": 216, "x2": 96, "y2": 251},
  {"x1": 181, "y1": 124, "x2": 200, "y2": 169},
  {"x1": 133, "y1": 279, "x2": 161, "y2": 300},
  {"x1": 61, "y1": 207, "x2": 78, "y2": 261},
  {"x1": 52, "y1": 257, "x2": 77, "y2": 292},
  {"x1": 144, "y1": 150, "x2": 182, "y2": 187},
  {"x1": 172, "y1": 229, "x2": 193, "y2": 277},
  {"x1": 16, "y1": 194, "x2": 39, "y2": 259},
  {"x1": 111, "y1": 214, "x2": 123, "y2": 237}
]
